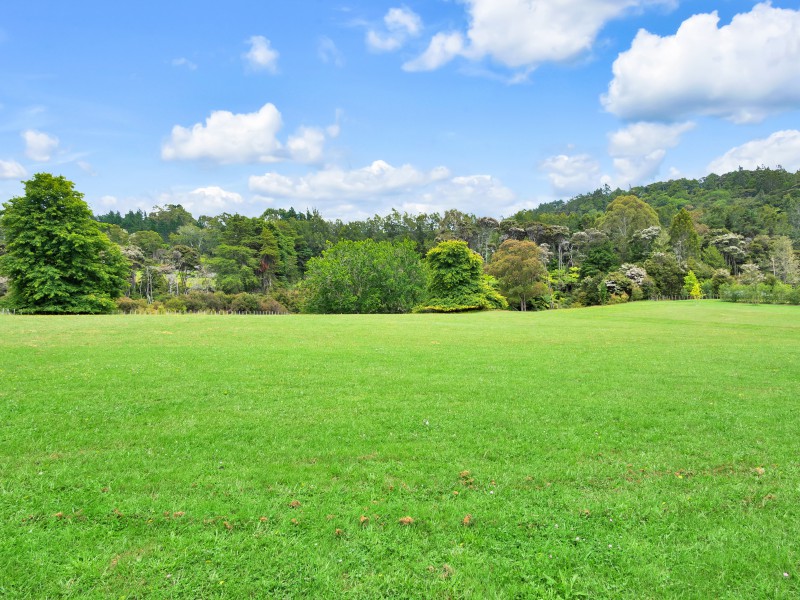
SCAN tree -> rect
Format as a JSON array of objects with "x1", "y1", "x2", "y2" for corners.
[
  {"x1": 485, "y1": 240, "x2": 547, "y2": 311},
  {"x1": 129, "y1": 230, "x2": 165, "y2": 259},
  {"x1": 0, "y1": 173, "x2": 129, "y2": 313},
  {"x1": 597, "y1": 195, "x2": 660, "y2": 261},
  {"x1": 644, "y1": 253, "x2": 686, "y2": 297},
  {"x1": 683, "y1": 270, "x2": 702, "y2": 299},
  {"x1": 417, "y1": 240, "x2": 507, "y2": 312},
  {"x1": 668, "y1": 209, "x2": 700, "y2": 263},
  {"x1": 303, "y1": 240, "x2": 426, "y2": 313},
  {"x1": 207, "y1": 245, "x2": 260, "y2": 294},
  {"x1": 769, "y1": 236, "x2": 798, "y2": 284}
]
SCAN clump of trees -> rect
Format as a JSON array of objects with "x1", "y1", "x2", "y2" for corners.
[{"x1": 2, "y1": 167, "x2": 799, "y2": 314}]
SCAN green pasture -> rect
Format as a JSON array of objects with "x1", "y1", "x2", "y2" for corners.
[{"x1": 1, "y1": 301, "x2": 799, "y2": 598}]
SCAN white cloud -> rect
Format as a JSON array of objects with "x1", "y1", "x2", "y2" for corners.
[
  {"x1": 171, "y1": 57, "x2": 197, "y2": 70},
  {"x1": 603, "y1": 3, "x2": 800, "y2": 123},
  {"x1": 162, "y1": 103, "x2": 284, "y2": 163},
  {"x1": 541, "y1": 122, "x2": 694, "y2": 195},
  {"x1": 708, "y1": 130, "x2": 800, "y2": 174},
  {"x1": 249, "y1": 160, "x2": 521, "y2": 220},
  {"x1": 22, "y1": 129, "x2": 59, "y2": 162},
  {"x1": 183, "y1": 186, "x2": 244, "y2": 214},
  {"x1": 406, "y1": 0, "x2": 672, "y2": 73},
  {"x1": 366, "y1": 7, "x2": 422, "y2": 52},
  {"x1": 243, "y1": 36, "x2": 279, "y2": 73},
  {"x1": 250, "y1": 160, "x2": 449, "y2": 200},
  {"x1": 403, "y1": 32, "x2": 465, "y2": 72},
  {"x1": 318, "y1": 36, "x2": 344, "y2": 67},
  {"x1": 540, "y1": 154, "x2": 603, "y2": 196},
  {"x1": 162, "y1": 103, "x2": 340, "y2": 165},
  {"x1": 99, "y1": 195, "x2": 118, "y2": 207},
  {"x1": 287, "y1": 127, "x2": 327, "y2": 164},
  {"x1": 0, "y1": 159, "x2": 27, "y2": 179},
  {"x1": 606, "y1": 121, "x2": 694, "y2": 186}
]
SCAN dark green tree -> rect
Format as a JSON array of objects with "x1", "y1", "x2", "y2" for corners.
[
  {"x1": 417, "y1": 240, "x2": 507, "y2": 312},
  {"x1": 668, "y1": 208, "x2": 700, "y2": 263},
  {"x1": 0, "y1": 173, "x2": 129, "y2": 313},
  {"x1": 207, "y1": 245, "x2": 260, "y2": 294}
]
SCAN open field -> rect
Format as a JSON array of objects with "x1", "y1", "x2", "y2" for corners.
[{"x1": 1, "y1": 301, "x2": 799, "y2": 598}]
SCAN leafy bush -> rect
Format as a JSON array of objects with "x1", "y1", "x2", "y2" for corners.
[
  {"x1": 304, "y1": 240, "x2": 426, "y2": 314},
  {"x1": 416, "y1": 240, "x2": 507, "y2": 312},
  {"x1": 163, "y1": 297, "x2": 188, "y2": 312},
  {"x1": 230, "y1": 293, "x2": 262, "y2": 312},
  {"x1": 116, "y1": 297, "x2": 147, "y2": 313}
]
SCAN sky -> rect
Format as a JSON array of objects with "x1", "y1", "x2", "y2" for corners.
[{"x1": 1, "y1": 0, "x2": 800, "y2": 221}]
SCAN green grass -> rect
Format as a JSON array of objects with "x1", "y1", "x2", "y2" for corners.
[{"x1": 1, "y1": 301, "x2": 799, "y2": 598}]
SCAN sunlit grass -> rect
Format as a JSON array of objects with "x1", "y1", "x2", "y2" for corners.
[{"x1": 1, "y1": 301, "x2": 799, "y2": 598}]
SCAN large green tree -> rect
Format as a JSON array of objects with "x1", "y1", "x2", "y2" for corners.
[
  {"x1": 303, "y1": 239, "x2": 426, "y2": 314},
  {"x1": 668, "y1": 208, "x2": 700, "y2": 263},
  {"x1": 417, "y1": 240, "x2": 507, "y2": 312},
  {"x1": 0, "y1": 173, "x2": 129, "y2": 313},
  {"x1": 485, "y1": 239, "x2": 547, "y2": 311},
  {"x1": 597, "y1": 195, "x2": 660, "y2": 261}
]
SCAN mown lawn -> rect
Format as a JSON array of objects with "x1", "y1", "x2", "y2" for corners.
[{"x1": 1, "y1": 301, "x2": 799, "y2": 598}]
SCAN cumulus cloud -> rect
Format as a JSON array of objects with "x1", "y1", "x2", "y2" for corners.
[
  {"x1": 0, "y1": 159, "x2": 27, "y2": 179},
  {"x1": 403, "y1": 32, "x2": 465, "y2": 72},
  {"x1": 162, "y1": 103, "x2": 283, "y2": 163},
  {"x1": 22, "y1": 129, "x2": 59, "y2": 162},
  {"x1": 406, "y1": 0, "x2": 673, "y2": 73},
  {"x1": 162, "y1": 103, "x2": 340, "y2": 165},
  {"x1": 366, "y1": 7, "x2": 422, "y2": 52},
  {"x1": 243, "y1": 36, "x2": 279, "y2": 73},
  {"x1": 248, "y1": 160, "x2": 520, "y2": 220},
  {"x1": 250, "y1": 160, "x2": 449, "y2": 200},
  {"x1": 606, "y1": 121, "x2": 694, "y2": 186},
  {"x1": 286, "y1": 127, "x2": 327, "y2": 164},
  {"x1": 182, "y1": 186, "x2": 244, "y2": 214},
  {"x1": 708, "y1": 130, "x2": 800, "y2": 174},
  {"x1": 540, "y1": 154, "x2": 603, "y2": 196},
  {"x1": 541, "y1": 122, "x2": 694, "y2": 195},
  {"x1": 604, "y1": 3, "x2": 800, "y2": 123}
]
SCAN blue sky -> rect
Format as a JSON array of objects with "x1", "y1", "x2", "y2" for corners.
[{"x1": 2, "y1": 1, "x2": 800, "y2": 221}]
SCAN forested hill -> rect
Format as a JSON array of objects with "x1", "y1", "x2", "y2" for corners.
[{"x1": 514, "y1": 167, "x2": 800, "y2": 239}]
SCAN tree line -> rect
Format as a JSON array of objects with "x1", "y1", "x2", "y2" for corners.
[{"x1": 1, "y1": 168, "x2": 799, "y2": 314}]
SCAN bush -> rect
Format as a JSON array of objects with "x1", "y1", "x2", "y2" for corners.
[
  {"x1": 230, "y1": 293, "x2": 261, "y2": 312},
  {"x1": 259, "y1": 297, "x2": 288, "y2": 314},
  {"x1": 271, "y1": 286, "x2": 304, "y2": 313},
  {"x1": 163, "y1": 297, "x2": 187, "y2": 312},
  {"x1": 116, "y1": 296, "x2": 147, "y2": 313}
]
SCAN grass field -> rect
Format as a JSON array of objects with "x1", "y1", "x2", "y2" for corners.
[{"x1": 1, "y1": 301, "x2": 799, "y2": 598}]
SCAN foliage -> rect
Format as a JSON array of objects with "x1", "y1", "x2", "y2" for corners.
[
  {"x1": 303, "y1": 239, "x2": 426, "y2": 314},
  {"x1": 0, "y1": 173, "x2": 129, "y2": 313},
  {"x1": 644, "y1": 253, "x2": 686, "y2": 297},
  {"x1": 668, "y1": 208, "x2": 700, "y2": 263},
  {"x1": 207, "y1": 244, "x2": 260, "y2": 294},
  {"x1": 485, "y1": 239, "x2": 547, "y2": 311},
  {"x1": 417, "y1": 240, "x2": 507, "y2": 312},
  {"x1": 683, "y1": 270, "x2": 702, "y2": 299},
  {"x1": 597, "y1": 195, "x2": 660, "y2": 260}
]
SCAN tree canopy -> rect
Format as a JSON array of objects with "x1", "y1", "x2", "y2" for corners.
[
  {"x1": 417, "y1": 240, "x2": 507, "y2": 312},
  {"x1": 303, "y1": 239, "x2": 426, "y2": 313},
  {"x1": 0, "y1": 174, "x2": 129, "y2": 313}
]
